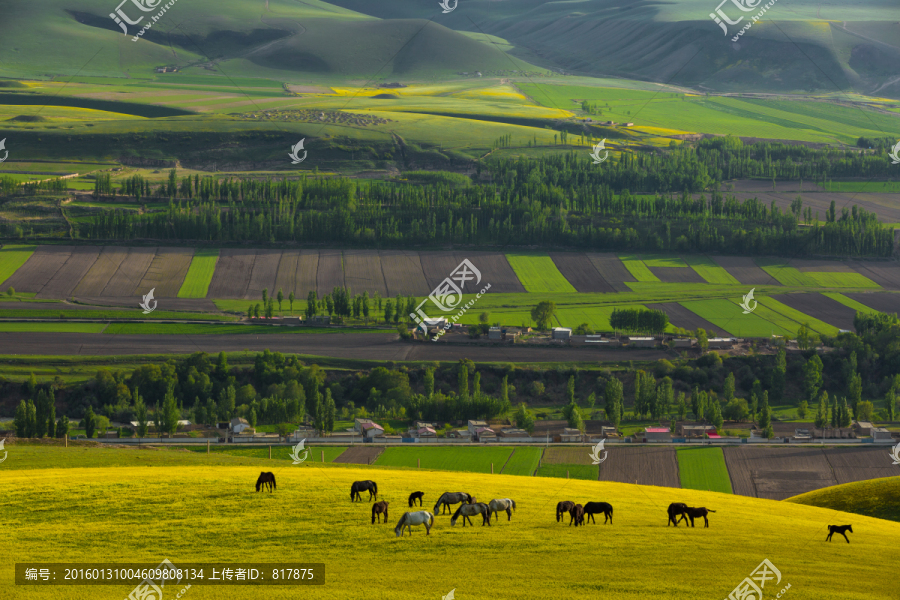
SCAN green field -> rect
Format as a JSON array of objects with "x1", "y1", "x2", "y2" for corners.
[
  {"x1": 103, "y1": 323, "x2": 394, "y2": 335},
  {"x1": 619, "y1": 256, "x2": 661, "y2": 282},
  {"x1": 177, "y1": 248, "x2": 220, "y2": 298},
  {"x1": 680, "y1": 298, "x2": 795, "y2": 337},
  {"x1": 375, "y1": 446, "x2": 515, "y2": 474},
  {"x1": 756, "y1": 297, "x2": 840, "y2": 336},
  {"x1": 683, "y1": 256, "x2": 740, "y2": 285},
  {"x1": 0, "y1": 309, "x2": 232, "y2": 321},
  {"x1": 535, "y1": 463, "x2": 598, "y2": 481},
  {"x1": 822, "y1": 292, "x2": 885, "y2": 314},
  {"x1": 787, "y1": 477, "x2": 900, "y2": 523},
  {"x1": 505, "y1": 254, "x2": 577, "y2": 293},
  {"x1": 675, "y1": 447, "x2": 733, "y2": 494},
  {"x1": 821, "y1": 181, "x2": 900, "y2": 193},
  {"x1": 805, "y1": 272, "x2": 880, "y2": 289},
  {"x1": 554, "y1": 303, "x2": 659, "y2": 332},
  {"x1": 0, "y1": 322, "x2": 107, "y2": 333},
  {"x1": 500, "y1": 447, "x2": 543, "y2": 476},
  {"x1": 181, "y1": 444, "x2": 348, "y2": 463},
  {"x1": 0, "y1": 244, "x2": 35, "y2": 288}
]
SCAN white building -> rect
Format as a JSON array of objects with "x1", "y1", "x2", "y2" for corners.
[{"x1": 552, "y1": 327, "x2": 572, "y2": 340}]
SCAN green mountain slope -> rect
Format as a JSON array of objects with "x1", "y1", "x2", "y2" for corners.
[{"x1": 786, "y1": 477, "x2": 900, "y2": 523}]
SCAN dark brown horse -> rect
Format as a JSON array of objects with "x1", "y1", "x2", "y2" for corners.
[
  {"x1": 683, "y1": 506, "x2": 715, "y2": 528},
  {"x1": 256, "y1": 472, "x2": 276, "y2": 493},
  {"x1": 826, "y1": 525, "x2": 853, "y2": 543},
  {"x1": 584, "y1": 502, "x2": 613, "y2": 524},
  {"x1": 569, "y1": 504, "x2": 585, "y2": 526},
  {"x1": 371, "y1": 501, "x2": 389, "y2": 524},
  {"x1": 350, "y1": 480, "x2": 378, "y2": 502},
  {"x1": 556, "y1": 501, "x2": 575, "y2": 523},
  {"x1": 667, "y1": 502, "x2": 688, "y2": 526},
  {"x1": 408, "y1": 491, "x2": 425, "y2": 507}
]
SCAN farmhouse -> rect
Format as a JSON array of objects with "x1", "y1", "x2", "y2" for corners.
[
  {"x1": 498, "y1": 428, "x2": 531, "y2": 442},
  {"x1": 792, "y1": 428, "x2": 812, "y2": 442},
  {"x1": 489, "y1": 326, "x2": 502, "y2": 340},
  {"x1": 853, "y1": 421, "x2": 875, "y2": 436},
  {"x1": 129, "y1": 420, "x2": 192, "y2": 429},
  {"x1": 410, "y1": 421, "x2": 437, "y2": 438},
  {"x1": 672, "y1": 338, "x2": 694, "y2": 348},
  {"x1": 679, "y1": 424, "x2": 717, "y2": 437},
  {"x1": 643, "y1": 427, "x2": 671, "y2": 442},
  {"x1": 552, "y1": 327, "x2": 572, "y2": 340},
  {"x1": 467, "y1": 420, "x2": 488, "y2": 436},
  {"x1": 288, "y1": 426, "x2": 315, "y2": 442},
  {"x1": 447, "y1": 429, "x2": 472, "y2": 440},
  {"x1": 708, "y1": 338, "x2": 734, "y2": 349},
  {"x1": 476, "y1": 427, "x2": 496, "y2": 442},
  {"x1": 355, "y1": 419, "x2": 384, "y2": 439},
  {"x1": 230, "y1": 417, "x2": 251, "y2": 433},
  {"x1": 560, "y1": 428, "x2": 583, "y2": 442},
  {"x1": 872, "y1": 427, "x2": 892, "y2": 440},
  {"x1": 628, "y1": 337, "x2": 655, "y2": 347}
]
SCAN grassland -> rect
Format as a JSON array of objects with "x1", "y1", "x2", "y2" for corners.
[
  {"x1": 375, "y1": 446, "x2": 516, "y2": 474},
  {"x1": 535, "y1": 463, "x2": 598, "y2": 480},
  {"x1": 500, "y1": 447, "x2": 543, "y2": 476},
  {"x1": 177, "y1": 248, "x2": 220, "y2": 298},
  {"x1": 180, "y1": 444, "x2": 348, "y2": 463},
  {"x1": 0, "y1": 244, "x2": 35, "y2": 288},
  {"x1": 103, "y1": 323, "x2": 394, "y2": 335},
  {"x1": 787, "y1": 477, "x2": 900, "y2": 523},
  {"x1": 8, "y1": 445, "x2": 900, "y2": 600},
  {"x1": 675, "y1": 448, "x2": 733, "y2": 494},
  {"x1": 505, "y1": 254, "x2": 577, "y2": 293}
]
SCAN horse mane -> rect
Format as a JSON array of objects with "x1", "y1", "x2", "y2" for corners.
[
  {"x1": 394, "y1": 512, "x2": 408, "y2": 531},
  {"x1": 450, "y1": 504, "x2": 463, "y2": 521}
]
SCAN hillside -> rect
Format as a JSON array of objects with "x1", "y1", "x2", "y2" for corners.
[
  {"x1": 787, "y1": 477, "x2": 900, "y2": 523},
  {"x1": 5, "y1": 445, "x2": 900, "y2": 599}
]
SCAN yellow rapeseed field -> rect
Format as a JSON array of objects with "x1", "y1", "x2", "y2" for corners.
[{"x1": 5, "y1": 449, "x2": 900, "y2": 600}]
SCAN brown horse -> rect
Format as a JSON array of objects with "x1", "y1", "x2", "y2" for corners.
[
  {"x1": 583, "y1": 502, "x2": 613, "y2": 525},
  {"x1": 372, "y1": 501, "x2": 389, "y2": 524},
  {"x1": 408, "y1": 491, "x2": 425, "y2": 507},
  {"x1": 826, "y1": 525, "x2": 853, "y2": 543},
  {"x1": 569, "y1": 504, "x2": 585, "y2": 526},
  {"x1": 667, "y1": 502, "x2": 688, "y2": 526},
  {"x1": 683, "y1": 506, "x2": 715, "y2": 528},
  {"x1": 256, "y1": 472, "x2": 276, "y2": 493},
  {"x1": 556, "y1": 501, "x2": 575, "y2": 523}
]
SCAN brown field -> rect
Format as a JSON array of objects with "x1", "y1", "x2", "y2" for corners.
[
  {"x1": 343, "y1": 250, "x2": 388, "y2": 297},
  {"x1": 723, "y1": 447, "x2": 837, "y2": 500},
  {"x1": 332, "y1": 446, "x2": 383, "y2": 464},
  {"x1": 36, "y1": 246, "x2": 100, "y2": 299},
  {"x1": 597, "y1": 446, "x2": 681, "y2": 488},
  {"x1": 245, "y1": 249, "x2": 282, "y2": 301},
  {"x1": 296, "y1": 250, "x2": 320, "y2": 296},
  {"x1": 273, "y1": 250, "x2": 300, "y2": 296},
  {"x1": 645, "y1": 303, "x2": 731, "y2": 336},
  {"x1": 790, "y1": 259, "x2": 855, "y2": 273},
  {"x1": 649, "y1": 266, "x2": 706, "y2": 284},
  {"x1": 585, "y1": 253, "x2": 634, "y2": 292},
  {"x1": 72, "y1": 246, "x2": 129, "y2": 296},
  {"x1": 848, "y1": 262, "x2": 900, "y2": 290},
  {"x1": 550, "y1": 253, "x2": 614, "y2": 293},
  {"x1": 101, "y1": 247, "x2": 156, "y2": 296},
  {"x1": 136, "y1": 248, "x2": 194, "y2": 297},
  {"x1": 206, "y1": 249, "x2": 255, "y2": 299},
  {"x1": 843, "y1": 292, "x2": 900, "y2": 314},
  {"x1": 419, "y1": 251, "x2": 465, "y2": 291},
  {"x1": 458, "y1": 252, "x2": 524, "y2": 293},
  {"x1": 712, "y1": 256, "x2": 781, "y2": 286},
  {"x1": 541, "y1": 446, "x2": 595, "y2": 465},
  {"x1": 73, "y1": 296, "x2": 219, "y2": 311},
  {"x1": 380, "y1": 250, "x2": 431, "y2": 296},
  {"x1": 819, "y1": 447, "x2": 899, "y2": 484},
  {"x1": 316, "y1": 249, "x2": 345, "y2": 295},
  {"x1": 772, "y1": 293, "x2": 857, "y2": 330},
  {"x1": 1, "y1": 245, "x2": 72, "y2": 293},
  {"x1": 727, "y1": 190, "x2": 900, "y2": 224}
]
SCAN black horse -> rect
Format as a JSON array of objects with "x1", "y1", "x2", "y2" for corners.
[
  {"x1": 667, "y1": 502, "x2": 689, "y2": 526},
  {"x1": 256, "y1": 472, "x2": 276, "y2": 493},
  {"x1": 683, "y1": 506, "x2": 715, "y2": 528},
  {"x1": 351, "y1": 480, "x2": 378, "y2": 502},
  {"x1": 826, "y1": 524, "x2": 853, "y2": 543},
  {"x1": 569, "y1": 504, "x2": 585, "y2": 526},
  {"x1": 556, "y1": 501, "x2": 575, "y2": 523},
  {"x1": 408, "y1": 491, "x2": 425, "y2": 507},
  {"x1": 584, "y1": 502, "x2": 613, "y2": 525}
]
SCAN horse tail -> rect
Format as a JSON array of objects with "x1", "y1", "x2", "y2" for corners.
[
  {"x1": 372, "y1": 481, "x2": 378, "y2": 496},
  {"x1": 272, "y1": 474, "x2": 276, "y2": 490},
  {"x1": 511, "y1": 500, "x2": 516, "y2": 511},
  {"x1": 707, "y1": 509, "x2": 716, "y2": 513}
]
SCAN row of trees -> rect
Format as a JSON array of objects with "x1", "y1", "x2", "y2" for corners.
[{"x1": 609, "y1": 308, "x2": 670, "y2": 335}]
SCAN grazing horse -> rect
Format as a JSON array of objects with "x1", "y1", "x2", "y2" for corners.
[
  {"x1": 371, "y1": 501, "x2": 389, "y2": 524},
  {"x1": 433, "y1": 492, "x2": 472, "y2": 515},
  {"x1": 556, "y1": 501, "x2": 575, "y2": 523},
  {"x1": 255, "y1": 472, "x2": 276, "y2": 493},
  {"x1": 683, "y1": 506, "x2": 716, "y2": 528},
  {"x1": 569, "y1": 504, "x2": 585, "y2": 526},
  {"x1": 667, "y1": 502, "x2": 689, "y2": 526},
  {"x1": 450, "y1": 500, "x2": 492, "y2": 527},
  {"x1": 488, "y1": 498, "x2": 516, "y2": 522},
  {"x1": 394, "y1": 511, "x2": 434, "y2": 537},
  {"x1": 826, "y1": 525, "x2": 853, "y2": 543},
  {"x1": 408, "y1": 491, "x2": 425, "y2": 507},
  {"x1": 350, "y1": 480, "x2": 378, "y2": 502},
  {"x1": 583, "y1": 502, "x2": 613, "y2": 525}
]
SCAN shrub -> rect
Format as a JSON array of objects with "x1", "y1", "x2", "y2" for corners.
[{"x1": 527, "y1": 381, "x2": 545, "y2": 397}]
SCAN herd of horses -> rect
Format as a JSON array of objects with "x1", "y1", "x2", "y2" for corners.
[{"x1": 256, "y1": 473, "x2": 853, "y2": 542}]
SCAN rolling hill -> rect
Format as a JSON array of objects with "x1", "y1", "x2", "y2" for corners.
[{"x1": 787, "y1": 477, "x2": 900, "y2": 523}]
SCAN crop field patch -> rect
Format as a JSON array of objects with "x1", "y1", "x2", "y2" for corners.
[
  {"x1": 100, "y1": 247, "x2": 156, "y2": 296},
  {"x1": 711, "y1": 256, "x2": 780, "y2": 286},
  {"x1": 500, "y1": 447, "x2": 542, "y2": 476},
  {"x1": 842, "y1": 292, "x2": 900, "y2": 315},
  {"x1": 317, "y1": 249, "x2": 345, "y2": 296},
  {"x1": 136, "y1": 248, "x2": 194, "y2": 297},
  {"x1": 333, "y1": 446, "x2": 384, "y2": 465},
  {"x1": 419, "y1": 251, "x2": 463, "y2": 292},
  {"x1": 458, "y1": 252, "x2": 524, "y2": 293},
  {"x1": 644, "y1": 303, "x2": 730, "y2": 336},
  {"x1": 549, "y1": 253, "x2": 614, "y2": 293},
  {"x1": 585, "y1": 253, "x2": 635, "y2": 292},
  {"x1": 541, "y1": 446, "x2": 595, "y2": 466},
  {"x1": 245, "y1": 249, "x2": 283, "y2": 301},
  {"x1": 379, "y1": 250, "x2": 431, "y2": 296},
  {"x1": 676, "y1": 448, "x2": 733, "y2": 494},
  {"x1": 755, "y1": 260, "x2": 815, "y2": 286},
  {"x1": 821, "y1": 292, "x2": 883, "y2": 314},
  {"x1": 849, "y1": 260, "x2": 900, "y2": 290},
  {"x1": 791, "y1": 259, "x2": 856, "y2": 273},
  {"x1": 375, "y1": 446, "x2": 514, "y2": 474},
  {"x1": 555, "y1": 303, "x2": 651, "y2": 332},
  {"x1": 294, "y1": 250, "x2": 320, "y2": 297},
  {"x1": 177, "y1": 248, "x2": 219, "y2": 298},
  {"x1": 597, "y1": 446, "x2": 681, "y2": 488},
  {"x1": 723, "y1": 447, "x2": 838, "y2": 500},
  {"x1": 806, "y1": 272, "x2": 880, "y2": 288},
  {"x1": 755, "y1": 296, "x2": 840, "y2": 336},
  {"x1": 680, "y1": 298, "x2": 794, "y2": 337},
  {"x1": 770, "y1": 293, "x2": 857, "y2": 331},
  {"x1": 649, "y1": 266, "x2": 706, "y2": 284},
  {"x1": 183, "y1": 445, "x2": 347, "y2": 463},
  {"x1": 206, "y1": 249, "x2": 255, "y2": 299},
  {"x1": 1, "y1": 245, "x2": 72, "y2": 294},
  {"x1": 36, "y1": 246, "x2": 100, "y2": 299},
  {"x1": 536, "y1": 463, "x2": 598, "y2": 481},
  {"x1": 506, "y1": 254, "x2": 577, "y2": 293},
  {"x1": 0, "y1": 245, "x2": 35, "y2": 290},
  {"x1": 682, "y1": 256, "x2": 740, "y2": 285},
  {"x1": 344, "y1": 249, "x2": 388, "y2": 297},
  {"x1": 0, "y1": 322, "x2": 107, "y2": 333},
  {"x1": 273, "y1": 250, "x2": 300, "y2": 298},
  {"x1": 819, "y1": 447, "x2": 899, "y2": 484},
  {"x1": 639, "y1": 256, "x2": 687, "y2": 268},
  {"x1": 72, "y1": 246, "x2": 128, "y2": 296},
  {"x1": 619, "y1": 255, "x2": 660, "y2": 282}
]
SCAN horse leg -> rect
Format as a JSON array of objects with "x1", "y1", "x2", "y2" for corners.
[
  {"x1": 704, "y1": 516, "x2": 709, "y2": 528},
  {"x1": 826, "y1": 532, "x2": 832, "y2": 542},
  {"x1": 841, "y1": 532, "x2": 850, "y2": 543},
  {"x1": 507, "y1": 508, "x2": 512, "y2": 521}
]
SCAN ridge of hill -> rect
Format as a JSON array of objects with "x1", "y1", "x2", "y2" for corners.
[{"x1": 786, "y1": 476, "x2": 900, "y2": 523}]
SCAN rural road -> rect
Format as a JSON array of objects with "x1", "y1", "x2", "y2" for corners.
[{"x1": 0, "y1": 332, "x2": 671, "y2": 362}]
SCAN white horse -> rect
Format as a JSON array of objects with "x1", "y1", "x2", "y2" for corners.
[
  {"x1": 488, "y1": 498, "x2": 516, "y2": 522},
  {"x1": 395, "y1": 511, "x2": 434, "y2": 537}
]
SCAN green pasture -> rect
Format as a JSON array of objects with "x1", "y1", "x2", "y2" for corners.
[
  {"x1": 177, "y1": 248, "x2": 220, "y2": 298},
  {"x1": 374, "y1": 446, "x2": 515, "y2": 474},
  {"x1": 0, "y1": 244, "x2": 35, "y2": 287},
  {"x1": 680, "y1": 298, "x2": 795, "y2": 337},
  {"x1": 822, "y1": 181, "x2": 900, "y2": 193},
  {"x1": 682, "y1": 256, "x2": 740, "y2": 285},
  {"x1": 787, "y1": 477, "x2": 900, "y2": 523},
  {"x1": 500, "y1": 447, "x2": 543, "y2": 476},
  {"x1": 675, "y1": 447, "x2": 733, "y2": 494},
  {"x1": 505, "y1": 254, "x2": 577, "y2": 293},
  {"x1": 535, "y1": 463, "x2": 598, "y2": 481}
]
